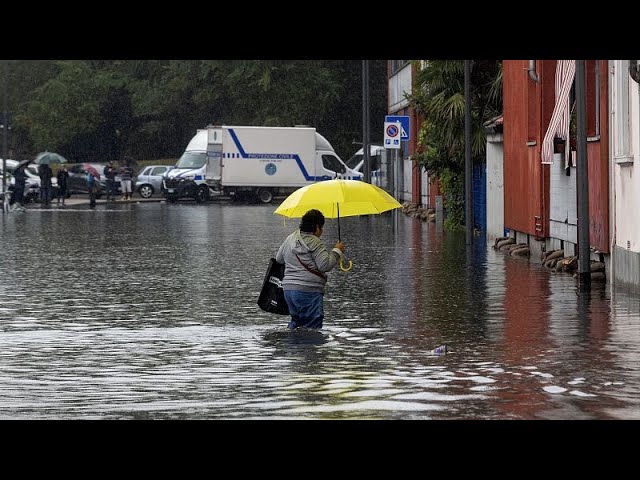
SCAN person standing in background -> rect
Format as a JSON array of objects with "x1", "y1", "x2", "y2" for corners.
[
  {"x1": 38, "y1": 163, "x2": 53, "y2": 207},
  {"x1": 10, "y1": 163, "x2": 28, "y2": 211},
  {"x1": 86, "y1": 171, "x2": 97, "y2": 208},
  {"x1": 119, "y1": 158, "x2": 134, "y2": 201},
  {"x1": 103, "y1": 161, "x2": 117, "y2": 201},
  {"x1": 56, "y1": 165, "x2": 69, "y2": 206}
]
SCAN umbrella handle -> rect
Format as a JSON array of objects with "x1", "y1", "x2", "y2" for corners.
[{"x1": 339, "y1": 257, "x2": 353, "y2": 272}]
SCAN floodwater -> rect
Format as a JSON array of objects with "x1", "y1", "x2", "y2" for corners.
[{"x1": 0, "y1": 202, "x2": 639, "y2": 420}]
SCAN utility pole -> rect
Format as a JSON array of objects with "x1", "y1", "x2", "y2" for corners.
[
  {"x1": 576, "y1": 60, "x2": 591, "y2": 289},
  {"x1": 362, "y1": 60, "x2": 371, "y2": 183},
  {"x1": 2, "y1": 60, "x2": 8, "y2": 197},
  {"x1": 464, "y1": 60, "x2": 473, "y2": 245}
]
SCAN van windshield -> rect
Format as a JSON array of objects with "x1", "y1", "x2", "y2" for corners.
[
  {"x1": 345, "y1": 152, "x2": 380, "y2": 171},
  {"x1": 345, "y1": 153, "x2": 363, "y2": 170},
  {"x1": 176, "y1": 152, "x2": 207, "y2": 169}
]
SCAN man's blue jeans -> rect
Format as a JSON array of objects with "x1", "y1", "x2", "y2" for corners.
[{"x1": 283, "y1": 290, "x2": 324, "y2": 329}]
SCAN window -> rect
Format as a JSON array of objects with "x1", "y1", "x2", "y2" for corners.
[
  {"x1": 321, "y1": 155, "x2": 346, "y2": 174},
  {"x1": 390, "y1": 60, "x2": 409, "y2": 74},
  {"x1": 176, "y1": 152, "x2": 207, "y2": 169},
  {"x1": 614, "y1": 60, "x2": 633, "y2": 164}
]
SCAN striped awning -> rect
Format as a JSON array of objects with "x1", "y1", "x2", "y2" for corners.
[{"x1": 541, "y1": 60, "x2": 576, "y2": 165}]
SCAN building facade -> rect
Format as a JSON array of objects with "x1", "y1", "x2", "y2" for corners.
[{"x1": 609, "y1": 60, "x2": 640, "y2": 291}]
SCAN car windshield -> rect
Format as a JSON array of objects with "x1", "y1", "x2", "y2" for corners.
[
  {"x1": 25, "y1": 168, "x2": 40, "y2": 179},
  {"x1": 345, "y1": 153, "x2": 362, "y2": 170},
  {"x1": 176, "y1": 152, "x2": 206, "y2": 169}
]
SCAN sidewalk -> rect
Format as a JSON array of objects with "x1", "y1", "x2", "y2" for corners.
[{"x1": 24, "y1": 195, "x2": 165, "y2": 208}]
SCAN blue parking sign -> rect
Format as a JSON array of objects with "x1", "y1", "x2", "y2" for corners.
[{"x1": 385, "y1": 115, "x2": 410, "y2": 141}]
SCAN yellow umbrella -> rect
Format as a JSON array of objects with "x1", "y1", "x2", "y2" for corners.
[{"x1": 274, "y1": 179, "x2": 402, "y2": 271}]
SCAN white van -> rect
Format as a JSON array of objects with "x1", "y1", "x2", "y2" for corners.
[
  {"x1": 345, "y1": 145, "x2": 385, "y2": 185},
  {"x1": 164, "y1": 125, "x2": 362, "y2": 203}
]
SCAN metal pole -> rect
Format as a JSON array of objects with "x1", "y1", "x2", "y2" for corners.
[
  {"x1": 362, "y1": 60, "x2": 371, "y2": 183},
  {"x1": 365, "y1": 60, "x2": 370, "y2": 181},
  {"x1": 464, "y1": 60, "x2": 472, "y2": 245},
  {"x1": 2, "y1": 60, "x2": 8, "y2": 197},
  {"x1": 576, "y1": 60, "x2": 591, "y2": 288},
  {"x1": 387, "y1": 148, "x2": 394, "y2": 197},
  {"x1": 394, "y1": 149, "x2": 399, "y2": 199}
]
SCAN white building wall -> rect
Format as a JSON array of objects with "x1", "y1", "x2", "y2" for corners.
[
  {"x1": 420, "y1": 168, "x2": 430, "y2": 208},
  {"x1": 549, "y1": 153, "x2": 578, "y2": 247},
  {"x1": 401, "y1": 157, "x2": 412, "y2": 203},
  {"x1": 613, "y1": 62, "x2": 640, "y2": 252},
  {"x1": 388, "y1": 64, "x2": 412, "y2": 112},
  {"x1": 486, "y1": 133, "x2": 504, "y2": 242},
  {"x1": 611, "y1": 60, "x2": 640, "y2": 290},
  {"x1": 388, "y1": 62, "x2": 414, "y2": 203}
]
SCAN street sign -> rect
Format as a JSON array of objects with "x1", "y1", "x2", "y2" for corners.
[
  {"x1": 385, "y1": 115, "x2": 410, "y2": 141},
  {"x1": 384, "y1": 121, "x2": 402, "y2": 149}
]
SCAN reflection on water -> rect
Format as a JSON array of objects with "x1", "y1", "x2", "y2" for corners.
[{"x1": 0, "y1": 203, "x2": 639, "y2": 419}]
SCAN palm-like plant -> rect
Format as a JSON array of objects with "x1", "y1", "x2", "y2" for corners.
[{"x1": 407, "y1": 60, "x2": 502, "y2": 228}]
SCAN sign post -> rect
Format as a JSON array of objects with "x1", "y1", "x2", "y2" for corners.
[
  {"x1": 385, "y1": 115, "x2": 410, "y2": 142},
  {"x1": 384, "y1": 121, "x2": 402, "y2": 200},
  {"x1": 384, "y1": 121, "x2": 402, "y2": 149}
]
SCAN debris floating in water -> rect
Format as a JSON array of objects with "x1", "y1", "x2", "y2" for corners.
[{"x1": 431, "y1": 345, "x2": 448, "y2": 355}]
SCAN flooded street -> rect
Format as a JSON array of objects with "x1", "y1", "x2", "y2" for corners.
[{"x1": 1, "y1": 202, "x2": 639, "y2": 419}]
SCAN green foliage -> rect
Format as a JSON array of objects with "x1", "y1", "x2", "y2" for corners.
[
  {"x1": 7, "y1": 60, "x2": 386, "y2": 163},
  {"x1": 440, "y1": 169, "x2": 465, "y2": 231},
  {"x1": 407, "y1": 60, "x2": 502, "y2": 229},
  {"x1": 15, "y1": 61, "x2": 131, "y2": 161}
]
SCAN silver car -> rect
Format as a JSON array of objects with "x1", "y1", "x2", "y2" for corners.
[{"x1": 135, "y1": 165, "x2": 174, "y2": 198}]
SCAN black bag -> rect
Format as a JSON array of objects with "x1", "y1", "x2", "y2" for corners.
[{"x1": 257, "y1": 258, "x2": 290, "y2": 315}]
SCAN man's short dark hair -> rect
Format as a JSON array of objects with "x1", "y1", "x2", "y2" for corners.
[{"x1": 300, "y1": 209, "x2": 325, "y2": 233}]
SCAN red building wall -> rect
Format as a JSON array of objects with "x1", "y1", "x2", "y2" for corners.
[
  {"x1": 588, "y1": 61, "x2": 610, "y2": 253},
  {"x1": 502, "y1": 60, "x2": 609, "y2": 251},
  {"x1": 503, "y1": 60, "x2": 549, "y2": 237}
]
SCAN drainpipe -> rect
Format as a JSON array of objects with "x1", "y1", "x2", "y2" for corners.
[
  {"x1": 629, "y1": 60, "x2": 640, "y2": 84},
  {"x1": 528, "y1": 60, "x2": 540, "y2": 82}
]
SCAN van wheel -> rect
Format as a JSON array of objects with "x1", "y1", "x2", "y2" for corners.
[
  {"x1": 195, "y1": 185, "x2": 210, "y2": 203},
  {"x1": 257, "y1": 188, "x2": 273, "y2": 204}
]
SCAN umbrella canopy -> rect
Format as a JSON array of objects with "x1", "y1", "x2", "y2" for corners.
[
  {"x1": 33, "y1": 151, "x2": 68, "y2": 165},
  {"x1": 274, "y1": 179, "x2": 402, "y2": 219},
  {"x1": 274, "y1": 179, "x2": 402, "y2": 272},
  {"x1": 83, "y1": 163, "x2": 101, "y2": 179}
]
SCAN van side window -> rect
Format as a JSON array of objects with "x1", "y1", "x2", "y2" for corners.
[{"x1": 321, "y1": 155, "x2": 346, "y2": 174}]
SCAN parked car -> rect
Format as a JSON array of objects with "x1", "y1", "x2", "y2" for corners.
[
  {"x1": 67, "y1": 162, "x2": 141, "y2": 199},
  {"x1": 66, "y1": 163, "x2": 107, "y2": 198},
  {"x1": 0, "y1": 161, "x2": 42, "y2": 203},
  {"x1": 135, "y1": 165, "x2": 174, "y2": 198}
]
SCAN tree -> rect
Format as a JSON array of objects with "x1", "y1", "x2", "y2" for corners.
[
  {"x1": 10, "y1": 60, "x2": 388, "y2": 163},
  {"x1": 407, "y1": 60, "x2": 502, "y2": 229},
  {"x1": 15, "y1": 61, "x2": 132, "y2": 162}
]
